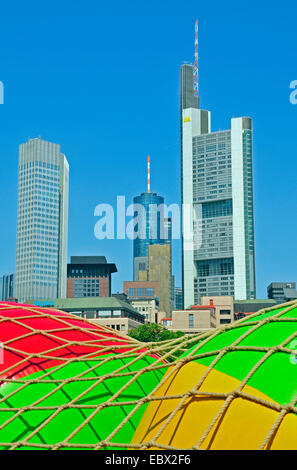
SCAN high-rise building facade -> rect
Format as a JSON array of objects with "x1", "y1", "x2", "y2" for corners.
[
  {"x1": 133, "y1": 192, "x2": 165, "y2": 280},
  {"x1": 174, "y1": 287, "x2": 183, "y2": 310},
  {"x1": 133, "y1": 192, "x2": 172, "y2": 281},
  {"x1": 15, "y1": 138, "x2": 69, "y2": 302},
  {"x1": 181, "y1": 64, "x2": 256, "y2": 308},
  {"x1": 148, "y1": 244, "x2": 171, "y2": 316},
  {"x1": 0, "y1": 274, "x2": 14, "y2": 301}
]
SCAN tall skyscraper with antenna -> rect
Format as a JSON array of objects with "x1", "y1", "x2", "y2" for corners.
[
  {"x1": 133, "y1": 157, "x2": 171, "y2": 281},
  {"x1": 181, "y1": 21, "x2": 256, "y2": 308}
]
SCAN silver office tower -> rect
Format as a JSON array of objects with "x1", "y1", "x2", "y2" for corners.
[
  {"x1": 15, "y1": 138, "x2": 69, "y2": 302},
  {"x1": 181, "y1": 64, "x2": 256, "y2": 308}
]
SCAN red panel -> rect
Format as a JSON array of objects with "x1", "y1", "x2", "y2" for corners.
[{"x1": 0, "y1": 302, "x2": 146, "y2": 383}]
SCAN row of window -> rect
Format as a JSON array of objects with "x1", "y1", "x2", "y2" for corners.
[{"x1": 126, "y1": 287, "x2": 156, "y2": 298}]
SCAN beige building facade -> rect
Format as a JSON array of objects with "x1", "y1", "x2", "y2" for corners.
[
  {"x1": 90, "y1": 317, "x2": 140, "y2": 335},
  {"x1": 130, "y1": 298, "x2": 161, "y2": 324},
  {"x1": 148, "y1": 244, "x2": 171, "y2": 316},
  {"x1": 163, "y1": 306, "x2": 216, "y2": 335},
  {"x1": 201, "y1": 295, "x2": 234, "y2": 327},
  {"x1": 165, "y1": 296, "x2": 234, "y2": 335}
]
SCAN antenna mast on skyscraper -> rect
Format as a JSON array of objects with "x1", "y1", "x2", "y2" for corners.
[
  {"x1": 147, "y1": 155, "x2": 150, "y2": 192},
  {"x1": 193, "y1": 19, "x2": 199, "y2": 97}
]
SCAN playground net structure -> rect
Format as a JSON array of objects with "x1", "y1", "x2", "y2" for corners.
[{"x1": 0, "y1": 300, "x2": 297, "y2": 450}]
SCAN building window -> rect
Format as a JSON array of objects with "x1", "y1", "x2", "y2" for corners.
[
  {"x1": 220, "y1": 318, "x2": 231, "y2": 324},
  {"x1": 189, "y1": 314, "x2": 194, "y2": 329},
  {"x1": 220, "y1": 309, "x2": 231, "y2": 315}
]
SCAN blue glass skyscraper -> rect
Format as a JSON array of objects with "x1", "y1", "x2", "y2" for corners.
[{"x1": 133, "y1": 192, "x2": 171, "y2": 280}]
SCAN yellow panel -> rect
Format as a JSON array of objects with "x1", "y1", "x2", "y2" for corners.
[
  {"x1": 269, "y1": 413, "x2": 297, "y2": 450},
  {"x1": 132, "y1": 361, "x2": 297, "y2": 450}
]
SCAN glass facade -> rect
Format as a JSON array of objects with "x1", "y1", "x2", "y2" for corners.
[
  {"x1": 126, "y1": 287, "x2": 156, "y2": 298},
  {"x1": 15, "y1": 138, "x2": 69, "y2": 302},
  {"x1": 192, "y1": 131, "x2": 235, "y2": 303},
  {"x1": 133, "y1": 192, "x2": 166, "y2": 258},
  {"x1": 133, "y1": 192, "x2": 172, "y2": 281},
  {"x1": 0, "y1": 274, "x2": 14, "y2": 301}
]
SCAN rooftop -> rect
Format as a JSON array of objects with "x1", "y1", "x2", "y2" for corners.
[
  {"x1": 53, "y1": 297, "x2": 139, "y2": 312},
  {"x1": 70, "y1": 256, "x2": 107, "y2": 265}
]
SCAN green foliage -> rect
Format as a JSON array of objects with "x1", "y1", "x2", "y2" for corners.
[{"x1": 128, "y1": 323, "x2": 184, "y2": 343}]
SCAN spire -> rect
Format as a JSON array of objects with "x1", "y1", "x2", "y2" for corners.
[
  {"x1": 193, "y1": 19, "x2": 199, "y2": 97},
  {"x1": 147, "y1": 155, "x2": 150, "y2": 192}
]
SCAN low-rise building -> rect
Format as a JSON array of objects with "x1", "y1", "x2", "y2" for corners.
[
  {"x1": 165, "y1": 296, "x2": 234, "y2": 334},
  {"x1": 123, "y1": 280, "x2": 161, "y2": 324},
  {"x1": 26, "y1": 297, "x2": 144, "y2": 334},
  {"x1": 129, "y1": 297, "x2": 161, "y2": 324},
  {"x1": 201, "y1": 296, "x2": 234, "y2": 327},
  {"x1": 267, "y1": 282, "x2": 297, "y2": 303},
  {"x1": 162, "y1": 300, "x2": 217, "y2": 335},
  {"x1": 162, "y1": 296, "x2": 283, "y2": 334},
  {"x1": 234, "y1": 299, "x2": 277, "y2": 315}
]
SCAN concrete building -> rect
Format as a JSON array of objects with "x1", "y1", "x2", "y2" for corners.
[
  {"x1": 267, "y1": 282, "x2": 297, "y2": 303},
  {"x1": 130, "y1": 298, "x2": 160, "y2": 324},
  {"x1": 124, "y1": 280, "x2": 160, "y2": 324},
  {"x1": 201, "y1": 295, "x2": 234, "y2": 326},
  {"x1": 15, "y1": 137, "x2": 69, "y2": 302},
  {"x1": 148, "y1": 244, "x2": 171, "y2": 316},
  {"x1": 165, "y1": 296, "x2": 233, "y2": 334},
  {"x1": 162, "y1": 301, "x2": 217, "y2": 335},
  {"x1": 27, "y1": 297, "x2": 144, "y2": 335},
  {"x1": 234, "y1": 298, "x2": 278, "y2": 314},
  {"x1": 67, "y1": 256, "x2": 117, "y2": 298},
  {"x1": 180, "y1": 61, "x2": 256, "y2": 308},
  {"x1": 0, "y1": 274, "x2": 14, "y2": 301},
  {"x1": 164, "y1": 296, "x2": 280, "y2": 333}
]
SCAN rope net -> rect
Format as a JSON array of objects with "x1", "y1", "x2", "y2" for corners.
[{"x1": 0, "y1": 300, "x2": 297, "y2": 450}]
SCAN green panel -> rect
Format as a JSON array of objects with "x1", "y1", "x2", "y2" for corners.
[
  {"x1": 247, "y1": 352, "x2": 297, "y2": 405},
  {"x1": 0, "y1": 354, "x2": 166, "y2": 450},
  {"x1": 188, "y1": 325, "x2": 252, "y2": 356},
  {"x1": 238, "y1": 322, "x2": 297, "y2": 348},
  {"x1": 279, "y1": 307, "x2": 297, "y2": 319},
  {"x1": 241, "y1": 308, "x2": 287, "y2": 323}
]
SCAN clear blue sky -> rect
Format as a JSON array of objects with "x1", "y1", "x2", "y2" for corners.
[{"x1": 0, "y1": 0, "x2": 296, "y2": 298}]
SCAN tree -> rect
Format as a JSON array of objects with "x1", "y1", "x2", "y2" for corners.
[{"x1": 128, "y1": 323, "x2": 184, "y2": 343}]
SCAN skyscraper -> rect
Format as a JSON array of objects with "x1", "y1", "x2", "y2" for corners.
[
  {"x1": 133, "y1": 191, "x2": 165, "y2": 280},
  {"x1": 15, "y1": 137, "x2": 69, "y2": 302},
  {"x1": 148, "y1": 244, "x2": 171, "y2": 316},
  {"x1": 181, "y1": 60, "x2": 256, "y2": 308},
  {"x1": 133, "y1": 158, "x2": 172, "y2": 281}
]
